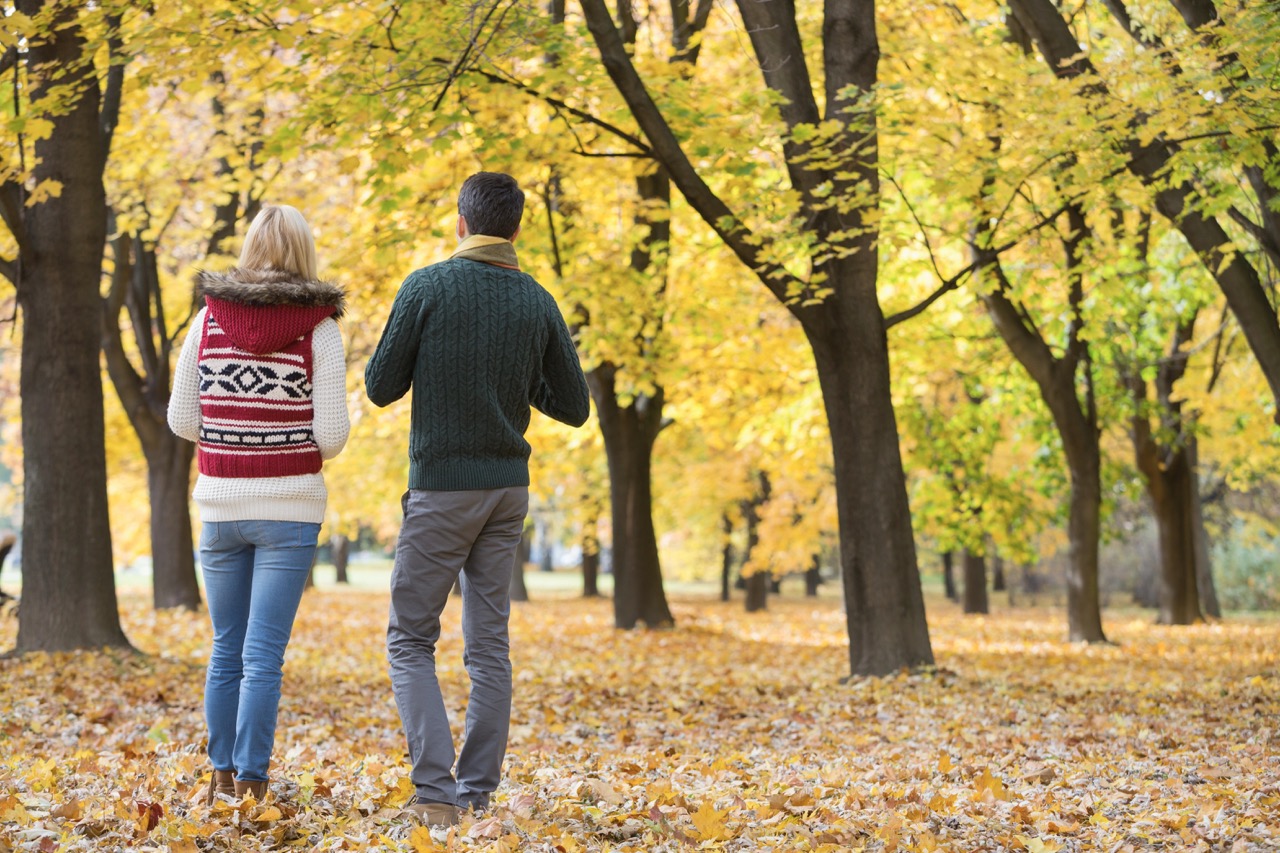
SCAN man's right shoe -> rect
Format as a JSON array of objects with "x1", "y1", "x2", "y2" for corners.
[{"x1": 403, "y1": 797, "x2": 459, "y2": 827}]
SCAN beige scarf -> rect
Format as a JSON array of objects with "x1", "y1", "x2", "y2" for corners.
[{"x1": 450, "y1": 235, "x2": 520, "y2": 270}]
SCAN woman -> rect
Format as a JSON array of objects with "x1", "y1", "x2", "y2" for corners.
[{"x1": 168, "y1": 205, "x2": 349, "y2": 802}]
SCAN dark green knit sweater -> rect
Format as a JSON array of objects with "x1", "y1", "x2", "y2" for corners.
[{"x1": 364, "y1": 244, "x2": 590, "y2": 491}]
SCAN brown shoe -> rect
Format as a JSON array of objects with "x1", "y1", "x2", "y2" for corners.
[
  {"x1": 233, "y1": 778, "x2": 269, "y2": 801},
  {"x1": 402, "y1": 797, "x2": 459, "y2": 827},
  {"x1": 206, "y1": 770, "x2": 235, "y2": 805}
]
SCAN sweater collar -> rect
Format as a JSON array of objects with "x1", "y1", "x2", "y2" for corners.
[{"x1": 450, "y1": 235, "x2": 520, "y2": 270}]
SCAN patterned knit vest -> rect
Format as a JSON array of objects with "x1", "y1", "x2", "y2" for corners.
[{"x1": 196, "y1": 308, "x2": 323, "y2": 478}]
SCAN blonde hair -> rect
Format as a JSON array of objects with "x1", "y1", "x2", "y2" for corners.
[{"x1": 239, "y1": 205, "x2": 318, "y2": 280}]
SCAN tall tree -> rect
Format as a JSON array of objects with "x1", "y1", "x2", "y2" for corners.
[
  {"x1": 3, "y1": 1, "x2": 129, "y2": 651},
  {"x1": 580, "y1": 0, "x2": 934, "y2": 675}
]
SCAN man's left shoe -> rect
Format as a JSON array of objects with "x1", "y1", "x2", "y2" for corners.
[
  {"x1": 403, "y1": 797, "x2": 459, "y2": 827},
  {"x1": 233, "y1": 778, "x2": 269, "y2": 800}
]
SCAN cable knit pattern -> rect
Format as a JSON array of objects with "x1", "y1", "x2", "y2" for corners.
[
  {"x1": 364, "y1": 245, "x2": 590, "y2": 491},
  {"x1": 169, "y1": 274, "x2": 350, "y2": 523}
]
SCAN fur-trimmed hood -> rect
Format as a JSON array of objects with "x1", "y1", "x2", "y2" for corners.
[{"x1": 196, "y1": 267, "x2": 346, "y2": 355}]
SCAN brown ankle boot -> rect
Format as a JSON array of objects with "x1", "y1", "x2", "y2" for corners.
[
  {"x1": 233, "y1": 778, "x2": 269, "y2": 800},
  {"x1": 206, "y1": 770, "x2": 235, "y2": 805}
]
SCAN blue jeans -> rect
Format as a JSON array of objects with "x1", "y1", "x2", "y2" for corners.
[{"x1": 200, "y1": 520, "x2": 320, "y2": 781}]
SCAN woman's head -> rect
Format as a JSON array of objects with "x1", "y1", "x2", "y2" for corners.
[{"x1": 239, "y1": 205, "x2": 318, "y2": 280}]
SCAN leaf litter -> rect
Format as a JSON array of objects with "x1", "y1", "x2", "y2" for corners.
[{"x1": 1, "y1": 592, "x2": 1277, "y2": 851}]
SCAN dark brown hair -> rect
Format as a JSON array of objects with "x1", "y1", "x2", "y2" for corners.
[{"x1": 458, "y1": 172, "x2": 525, "y2": 239}]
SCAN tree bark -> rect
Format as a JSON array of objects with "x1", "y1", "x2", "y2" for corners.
[
  {"x1": 804, "y1": 555, "x2": 822, "y2": 597},
  {"x1": 147, "y1": 434, "x2": 198, "y2": 609},
  {"x1": 991, "y1": 552, "x2": 1006, "y2": 592},
  {"x1": 592, "y1": 368, "x2": 671, "y2": 627},
  {"x1": 720, "y1": 513, "x2": 733, "y2": 603},
  {"x1": 537, "y1": 517, "x2": 554, "y2": 572},
  {"x1": 12, "y1": 0, "x2": 130, "y2": 653},
  {"x1": 1187, "y1": 437, "x2": 1220, "y2": 618},
  {"x1": 331, "y1": 533, "x2": 350, "y2": 585},
  {"x1": 581, "y1": 514, "x2": 601, "y2": 597},
  {"x1": 742, "y1": 472, "x2": 770, "y2": 613},
  {"x1": 962, "y1": 550, "x2": 989, "y2": 614},
  {"x1": 942, "y1": 551, "x2": 958, "y2": 601}
]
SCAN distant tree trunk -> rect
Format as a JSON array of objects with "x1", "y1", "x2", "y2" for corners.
[
  {"x1": 804, "y1": 556, "x2": 822, "y2": 597},
  {"x1": 1189, "y1": 438, "x2": 1221, "y2": 618},
  {"x1": 991, "y1": 552, "x2": 1006, "y2": 592},
  {"x1": 720, "y1": 513, "x2": 733, "y2": 603},
  {"x1": 592, "y1": 368, "x2": 671, "y2": 628},
  {"x1": 1128, "y1": 325, "x2": 1204, "y2": 626},
  {"x1": 962, "y1": 550, "x2": 989, "y2": 615},
  {"x1": 742, "y1": 473, "x2": 770, "y2": 613},
  {"x1": 331, "y1": 534, "x2": 350, "y2": 585},
  {"x1": 581, "y1": 512, "x2": 601, "y2": 597},
  {"x1": 942, "y1": 551, "x2": 958, "y2": 601},
  {"x1": 538, "y1": 518, "x2": 555, "y2": 573},
  {"x1": 10, "y1": 1, "x2": 131, "y2": 653},
  {"x1": 147, "y1": 435, "x2": 198, "y2": 608},
  {"x1": 510, "y1": 525, "x2": 531, "y2": 603}
]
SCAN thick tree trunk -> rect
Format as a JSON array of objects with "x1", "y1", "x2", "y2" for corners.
[
  {"x1": 962, "y1": 550, "x2": 989, "y2": 615},
  {"x1": 510, "y1": 525, "x2": 530, "y2": 603},
  {"x1": 1146, "y1": 448, "x2": 1203, "y2": 624},
  {"x1": 592, "y1": 371, "x2": 671, "y2": 629},
  {"x1": 809, "y1": 313, "x2": 934, "y2": 675},
  {"x1": 12, "y1": 0, "x2": 129, "y2": 653},
  {"x1": 332, "y1": 533, "x2": 350, "y2": 585},
  {"x1": 1188, "y1": 438, "x2": 1221, "y2": 618},
  {"x1": 942, "y1": 551, "x2": 958, "y2": 601},
  {"x1": 744, "y1": 573, "x2": 768, "y2": 613},
  {"x1": 1062, "y1": 435, "x2": 1107, "y2": 641},
  {"x1": 146, "y1": 434, "x2": 198, "y2": 610}
]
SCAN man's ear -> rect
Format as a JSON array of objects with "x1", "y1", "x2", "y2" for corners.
[
  {"x1": 510, "y1": 225, "x2": 522, "y2": 244},
  {"x1": 456, "y1": 216, "x2": 469, "y2": 241}
]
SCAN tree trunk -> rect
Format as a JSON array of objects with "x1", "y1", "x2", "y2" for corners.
[
  {"x1": 942, "y1": 551, "x2": 958, "y2": 601},
  {"x1": 510, "y1": 525, "x2": 531, "y2": 603},
  {"x1": 804, "y1": 555, "x2": 822, "y2": 597},
  {"x1": 1146, "y1": 447, "x2": 1203, "y2": 624},
  {"x1": 1062, "y1": 434, "x2": 1106, "y2": 641},
  {"x1": 538, "y1": 518, "x2": 554, "y2": 572},
  {"x1": 146, "y1": 434, "x2": 199, "y2": 610},
  {"x1": 592, "y1": 369, "x2": 671, "y2": 628},
  {"x1": 1188, "y1": 437, "x2": 1221, "y2": 618},
  {"x1": 991, "y1": 552, "x2": 1006, "y2": 592},
  {"x1": 962, "y1": 550, "x2": 989, "y2": 614},
  {"x1": 332, "y1": 533, "x2": 350, "y2": 585},
  {"x1": 741, "y1": 472, "x2": 770, "y2": 613},
  {"x1": 581, "y1": 515, "x2": 601, "y2": 597},
  {"x1": 12, "y1": 0, "x2": 129, "y2": 653},
  {"x1": 809, "y1": 313, "x2": 935, "y2": 675},
  {"x1": 720, "y1": 513, "x2": 733, "y2": 603}
]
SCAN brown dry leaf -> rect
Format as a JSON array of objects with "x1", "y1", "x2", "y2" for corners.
[{"x1": 0, "y1": 593, "x2": 1277, "y2": 851}]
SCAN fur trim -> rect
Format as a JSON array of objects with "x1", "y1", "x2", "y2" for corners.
[{"x1": 196, "y1": 268, "x2": 346, "y2": 318}]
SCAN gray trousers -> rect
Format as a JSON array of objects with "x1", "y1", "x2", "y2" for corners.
[{"x1": 387, "y1": 487, "x2": 528, "y2": 808}]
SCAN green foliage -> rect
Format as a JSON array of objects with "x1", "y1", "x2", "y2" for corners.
[{"x1": 1213, "y1": 522, "x2": 1280, "y2": 612}]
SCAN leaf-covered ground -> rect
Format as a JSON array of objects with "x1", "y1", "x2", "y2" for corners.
[{"x1": 1, "y1": 589, "x2": 1277, "y2": 852}]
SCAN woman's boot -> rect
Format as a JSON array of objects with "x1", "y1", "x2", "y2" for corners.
[
  {"x1": 206, "y1": 770, "x2": 235, "y2": 804},
  {"x1": 234, "y1": 778, "x2": 269, "y2": 800}
]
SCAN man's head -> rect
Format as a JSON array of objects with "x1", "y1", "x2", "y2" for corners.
[{"x1": 457, "y1": 172, "x2": 525, "y2": 241}]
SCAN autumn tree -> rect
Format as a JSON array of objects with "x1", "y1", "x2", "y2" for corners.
[
  {"x1": 578, "y1": 0, "x2": 934, "y2": 674},
  {"x1": 2, "y1": 0, "x2": 129, "y2": 651}
]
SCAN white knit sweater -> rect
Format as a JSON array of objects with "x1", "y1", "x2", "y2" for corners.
[{"x1": 169, "y1": 307, "x2": 350, "y2": 523}]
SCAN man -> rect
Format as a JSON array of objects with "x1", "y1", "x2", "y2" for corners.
[{"x1": 365, "y1": 172, "x2": 590, "y2": 827}]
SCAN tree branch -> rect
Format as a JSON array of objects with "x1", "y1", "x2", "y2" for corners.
[
  {"x1": 579, "y1": 0, "x2": 796, "y2": 305},
  {"x1": 100, "y1": 13, "x2": 125, "y2": 156}
]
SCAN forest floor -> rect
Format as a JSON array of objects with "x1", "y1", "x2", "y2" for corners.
[{"x1": 0, "y1": 586, "x2": 1277, "y2": 852}]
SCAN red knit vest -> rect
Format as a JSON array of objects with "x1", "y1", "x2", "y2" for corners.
[{"x1": 196, "y1": 310, "x2": 323, "y2": 478}]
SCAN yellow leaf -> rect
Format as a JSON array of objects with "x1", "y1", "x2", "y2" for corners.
[
  {"x1": 409, "y1": 825, "x2": 439, "y2": 852},
  {"x1": 255, "y1": 805, "x2": 282, "y2": 821},
  {"x1": 938, "y1": 752, "x2": 954, "y2": 773},
  {"x1": 691, "y1": 801, "x2": 730, "y2": 841}
]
